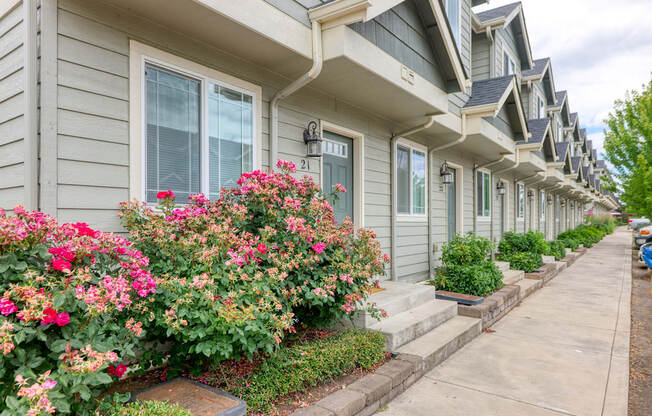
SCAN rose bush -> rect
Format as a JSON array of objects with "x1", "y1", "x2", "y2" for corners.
[
  {"x1": 0, "y1": 207, "x2": 155, "y2": 415},
  {"x1": 119, "y1": 160, "x2": 389, "y2": 368}
]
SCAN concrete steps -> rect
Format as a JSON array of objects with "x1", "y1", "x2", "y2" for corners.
[
  {"x1": 495, "y1": 261, "x2": 510, "y2": 273},
  {"x1": 396, "y1": 315, "x2": 482, "y2": 369},
  {"x1": 369, "y1": 300, "x2": 457, "y2": 351},
  {"x1": 353, "y1": 281, "x2": 435, "y2": 328},
  {"x1": 515, "y1": 278, "x2": 542, "y2": 300},
  {"x1": 502, "y1": 269, "x2": 524, "y2": 285}
]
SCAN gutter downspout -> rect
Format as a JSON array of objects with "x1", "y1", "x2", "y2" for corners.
[
  {"x1": 431, "y1": 113, "x2": 467, "y2": 152},
  {"x1": 390, "y1": 115, "x2": 437, "y2": 281},
  {"x1": 270, "y1": 21, "x2": 323, "y2": 168},
  {"x1": 24, "y1": 0, "x2": 38, "y2": 210}
]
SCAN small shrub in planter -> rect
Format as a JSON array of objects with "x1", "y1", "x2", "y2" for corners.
[
  {"x1": 498, "y1": 252, "x2": 542, "y2": 273},
  {"x1": 431, "y1": 233, "x2": 502, "y2": 296},
  {"x1": 547, "y1": 240, "x2": 567, "y2": 260},
  {"x1": 560, "y1": 238, "x2": 580, "y2": 251},
  {"x1": 434, "y1": 262, "x2": 503, "y2": 297},
  {"x1": 99, "y1": 400, "x2": 192, "y2": 416},
  {"x1": 119, "y1": 160, "x2": 389, "y2": 368},
  {"x1": 0, "y1": 207, "x2": 156, "y2": 415}
]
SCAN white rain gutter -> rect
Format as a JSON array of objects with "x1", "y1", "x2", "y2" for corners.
[
  {"x1": 430, "y1": 113, "x2": 468, "y2": 152},
  {"x1": 493, "y1": 148, "x2": 520, "y2": 176},
  {"x1": 389, "y1": 115, "x2": 437, "y2": 281},
  {"x1": 270, "y1": 21, "x2": 323, "y2": 168},
  {"x1": 24, "y1": 0, "x2": 38, "y2": 210}
]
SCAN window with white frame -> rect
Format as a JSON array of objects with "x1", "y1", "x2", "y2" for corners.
[
  {"x1": 396, "y1": 143, "x2": 427, "y2": 216},
  {"x1": 540, "y1": 191, "x2": 546, "y2": 220},
  {"x1": 476, "y1": 170, "x2": 491, "y2": 218},
  {"x1": 537, "y1": 94, "x2": 546, "y2": 118},
  {"x1": 143, "y1": 63, "x2": 256, "y2": 203},
  {"x1": 517, "y1": 183, "x2": 525, "y2": 218},
  {"x1": 444, "y1": 0, "x2": 461, "y2": 47},
  {"x1": 503, "y1": 49, "x2": 516, "y2": 76}
]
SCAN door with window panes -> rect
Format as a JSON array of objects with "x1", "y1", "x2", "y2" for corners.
[{"x1": 322, "y1": 131, "x2": 353, "y2": 223}]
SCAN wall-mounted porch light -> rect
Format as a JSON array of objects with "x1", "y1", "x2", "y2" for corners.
[
  {"x1": 527, "y1": 190, "x2": 535, "y2": 200},
  {"x1": 439, "y1": 161, "x2": 454, "y2": 185},
  {"x1": 547, "y1": 195, "x2": 553, "y2": 205},
  {"x1": 303, "y1": 121, "x2": 322, "y2": 158},
  {"x1": 496, "y1": 181, "x2": 505, "y2": 196},
  {"x1": 561, "y1": 200, "x2": 566, "y2": 207}
]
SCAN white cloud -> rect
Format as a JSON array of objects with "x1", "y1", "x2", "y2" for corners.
[{"x1": 474, "y1": 0, "x2": 652, "y2": 156}]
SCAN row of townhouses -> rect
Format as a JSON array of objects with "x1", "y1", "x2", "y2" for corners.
[{"x1": 0, "y1": 0, "x2": 619, "y2": 282}]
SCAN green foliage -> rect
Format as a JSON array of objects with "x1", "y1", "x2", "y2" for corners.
[
  {"x1": 433, "y1": 262, "x2": 503, "y2": 297},
  {"x1": 558, "y1": 223, "x2": 608, "y2": 248},
  {"x1": 498, "y1": 231, "x2": 550, "y2": 256},
  {"x1": 603, "y1": 78, "x2": 652, "y2": 216},
  {"x1": 547, "y1": 240, "x2": 567, "y2": 260},
  {"x1": 432, "y1": 233, "x2": 502, "y2": 296},
  {"x1": 498, "y1": 252, "x2": 542, "y2": 273},
  {"x1": 119, "y1": 163, "x2": 388, "y2": 369},
  {"x1": 99, "y1": 400, "x2": 193, "y2": 416},
  {"x1": 559, "y1": 238, "x2": 580, "y2": 251},
  {"x1": 440, "y1": 233, "x2": 493, "y2": 266},
  {"x1": 204, "y1": 329, "x2": 386, "y2": 414}
]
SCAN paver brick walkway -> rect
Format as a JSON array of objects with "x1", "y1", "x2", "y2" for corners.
[{"x1": 378, "y1": 227, "x2": 631, "y2": 416}]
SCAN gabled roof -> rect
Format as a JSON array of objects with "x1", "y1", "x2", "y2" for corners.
[
  {"x1": 521, "y1": 118, "x2": 556, "y2": 161},
  {"x1": 552, "y1": 91, "x2": 567, "y2": 108},
  {"x1": 567, "y1": 113, "x2": 581, "y2": 141},
  {"x1": 592, "y1": 149, "x2": 598, "y2": 161},
  {"x1": 548, "y1": 90, "x2": 570, "y2": 125},
  {"x1": 522, "y1": 57, "x2": 548, "y2": 79},
  {"x1": 586, "y1": 139, "x2": 594, "y2": 160},
  {"x1": 582, "y1": 166, "x2": 590, "y2": 187},
  {"x1": 571, "y1": 156, "x2": 582, "y2": 173},
  {"x1": 569, "y1": 112, "x2": 578, "y2": 128},
  {"x1": 472, "y1": 2, "x2": 533, "y2": 70},
  {"x1": 596, "y1": 160, "x2": 606, "y2": 169},
  {"x1": 462, "y1": 75, "x2": 529, "y2": 141}
]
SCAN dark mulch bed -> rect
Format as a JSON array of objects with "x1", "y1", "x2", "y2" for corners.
[{"x1": 629, "y1": 250, "x2": 652, "y2": 416}]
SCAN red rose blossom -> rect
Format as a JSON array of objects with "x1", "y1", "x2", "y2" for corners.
[
  {"x1": 108, "y1": 363, "x2": 127, "y2": 378},
  {"x1": 51, "y1": 258, "x2": 72, "y2": 272},
  {"x1": 41, "y1": 308, "x2": 58, "y2": 325},
  {"x1": 257, "y1": 243, "x2": 267, "y2": 254},
  {"x1": 55, "y1": 312, "x2": 70, "y2": 327},
  {"x1": 156, "y1": 190, "x2": 176, "y2": 200}
]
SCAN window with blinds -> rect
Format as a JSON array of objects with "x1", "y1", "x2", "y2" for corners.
[{"x1": 144, "y1": 64, "x2": 254, "y2": 203}]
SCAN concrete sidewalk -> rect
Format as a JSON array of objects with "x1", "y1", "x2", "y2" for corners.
[{"x1": 378, "y1": 228, "x2": 631, "y2": 416}]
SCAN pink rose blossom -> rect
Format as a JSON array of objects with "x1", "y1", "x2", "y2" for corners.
[
  {"x1": 312, "y1": 242, "x2": 326, "y2": 254},
  {"x1": 0, "y1": 297, "x2": 17, "y2": 316},
  {"x1": 51, "y1": 258, "x2": 72, "y2": 272},
  {"x1": 55, "y1": 312, "x2": 70, "y2": 327},
  {"x1": 335, "y1": 183, "x2": 347, "y2": 193}
]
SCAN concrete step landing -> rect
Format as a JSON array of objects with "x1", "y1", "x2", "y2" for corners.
[
  {"x1": 495, "y1": 261, "x2": 510, "y2": 273},
  {"x1": 369, "y1": 300, "x2": 458, "y2": 351},
  {"x1": 502, "y1": 269, "x2": 524, "y2": 285},
  {"x1": 396, "y1": 315, "x2": 482, "y2": 369},
  {"x1": 353, "y1": 281, "x2": 435, "y2": 328}
]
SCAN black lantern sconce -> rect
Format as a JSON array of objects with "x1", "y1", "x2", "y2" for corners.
[
  {"x1": 439, "y1": 161, "x2": 454, "y2": 185},
  {"x1": 496, "y1": 181, "x2": 505, "y2": 196},
  {"x1": 303, "y1": 121, "x2": 322, "y2": 158},
  {"x1": 547, "y1": 195, "x2": 553, "y2": 205},
  {"x1": 527, "y1": 190, "x2": 535, "y2": 200},
  {"x1": 561, "y1": 200, "x2": 566, "y2": 207}
]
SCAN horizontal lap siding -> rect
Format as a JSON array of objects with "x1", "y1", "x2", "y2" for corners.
[
  {"x1": 448, "y1": 0, "x2": 472, "y2": 115},
  {"x1": 56, "y1": 0, "x2": 396, "y2": 276},
  {"x1": 0, "y1": 3, "x2": 24, "y2": 211},
  {"x1": 471, "y1": 33, "x2": 489, "y2": 81}
]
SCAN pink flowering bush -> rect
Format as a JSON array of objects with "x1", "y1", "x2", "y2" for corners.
[
  {"x1": 119, "y1": 160, "x2": 388, "y2": 368},
  {"x1": 0, "y1": 207, "x2": 155, "y2": 415}
]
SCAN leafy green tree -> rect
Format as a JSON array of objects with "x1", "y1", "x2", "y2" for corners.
[{"x1": 603, "y1": 78, "x2": 652, "y2": 216}]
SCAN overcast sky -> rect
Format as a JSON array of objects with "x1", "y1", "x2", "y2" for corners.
[{"x1": 473, "y1": 0, "x2": 652, "y2": 159}]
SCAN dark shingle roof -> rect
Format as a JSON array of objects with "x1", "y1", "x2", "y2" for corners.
[
  {"x1": 555, "y1": 141, "x2": 569, "y2": 163},
  {"x1": 463, "y1": 76, "x2": 513, "y2": 108},
  {"x1": 553, "y1": 90, "x2": 567, "y2": 107},
  {"x1": 592, "y1": 149, "x2": 598, "y2": 160},
  {"x1": 475, "y1": 1, "x2": 521, "y2": 23},
  {"x1": 570, "y1": 112, "x2": 578, "y2": 126},
  {"x1": 522, "y1": 58, "x2": 549, "y2": 78},
  {"x1": 525, "y1": 118, "x2": 549, "y2": 143},
  {"x1": 579, "y1": 128, "x2": 587, "y2": 141},
  {"x1": 582, "y1": 166, "x2": 589, "y2": 182},
  {"x1": 589, "y1": 174, "x2": 595, "y2": 187},
  {"x1": 571, "y1": 156, "x2": 582, "y2": 172},
  {"x1": 597, "y1": 160, "x2": 606, "y2": 169},
  {"x1": 587, "y1": 139, "x2": 593, "y2": 155}
]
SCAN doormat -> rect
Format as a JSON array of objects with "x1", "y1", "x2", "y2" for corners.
[{"x1": 132, "y1": 377, "x2": 246, "y2": 416}]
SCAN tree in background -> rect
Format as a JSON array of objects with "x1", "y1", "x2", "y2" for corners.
[{"x1": 603, "y1": 78, "x2": 652, "y2": 216}]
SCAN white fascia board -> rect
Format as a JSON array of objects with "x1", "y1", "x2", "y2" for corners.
[
  {"x1": 322, "y1": 25, "x2": 449, "y2": 114},
  {"x1": 428, "y1": 0, "x2": 469, "y2": 91},
  {"x1": 365, "y1": 0, "x2": 405, "y2": 20},
  {"x1": 194, "y1": 0, "x2": 312, "y2": 59}
]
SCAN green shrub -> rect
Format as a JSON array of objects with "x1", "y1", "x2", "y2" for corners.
[
  {"x1": 558, "y1": 224, "x2": 606, "y2": 248},
  {"x1": 100, "y1": 400, "x2": 193, "y2": 416},
  {"x1": 440, "y1": 233, "x2": 492, "y2": 266},
  {"x1": 498, "y1": 231, "x2": 549, "y2": 256},
  {"x1": 433, "y1": 262, "x2": 503, "y2": 297},
  {"x1": 201, "y1": 329, "x2": 385, "y2": 414},
  {"x1": 547, "y1": 240, "x2": 567, "y2": 260},
  {"x1": 497, "y1": 252, "x2": 542, "y2": 273},
  {"x1": 560, "y1": 238, "x2": 580, "y2": 251}
]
